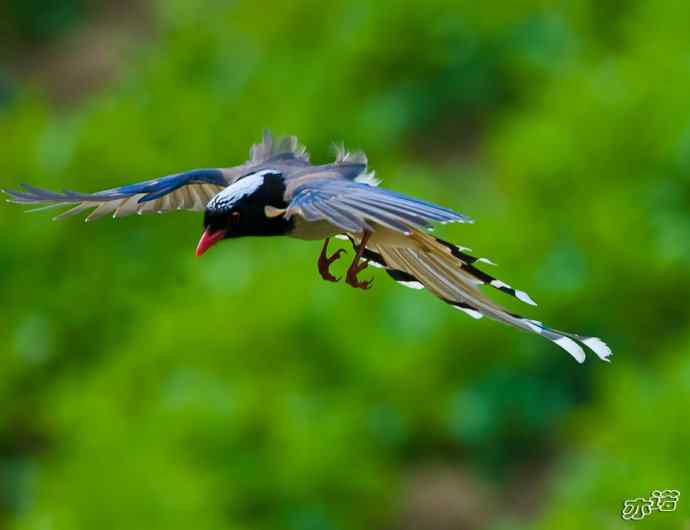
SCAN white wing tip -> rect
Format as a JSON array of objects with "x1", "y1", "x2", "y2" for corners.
[
  {"x1": 454, "y1": 216, "x2": 475, "y2": 224},
  {"x1": 581, "y1": 337, "x2": 613, "y2": 362}
]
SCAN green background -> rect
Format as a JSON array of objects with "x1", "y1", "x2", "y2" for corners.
[{"x1": 1, "y1": 1, "x2": 689, "y2": 529}]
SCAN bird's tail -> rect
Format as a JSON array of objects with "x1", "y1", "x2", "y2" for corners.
[{"x1": 361, "y1": 230, "x2": 612, "y2": 363}]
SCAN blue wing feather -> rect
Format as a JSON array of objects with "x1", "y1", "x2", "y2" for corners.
[
  {"x1": 287, "y1": 179, "x2": 473, "y2": 234},
  {"x1": 4, "y1": 168, "x2": 227, "y2": 205},
  {"x1": 110, "y1": 169, "x2": 227, "y2": 202},
  {"x1": 3, "y1": 168, "x2": 230, "y2": 220}
]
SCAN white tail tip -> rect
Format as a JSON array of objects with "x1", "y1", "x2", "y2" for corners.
[
  {"x1": 554, "y1": 336, "x2": 586, "y2": 363},
  {"x1": 581, "y1": 337, "x2": 613, "y2": 362}
]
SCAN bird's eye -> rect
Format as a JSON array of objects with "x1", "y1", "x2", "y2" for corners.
[{"x1": 231, "y1": 211, "x2": 240, "y2": 223}]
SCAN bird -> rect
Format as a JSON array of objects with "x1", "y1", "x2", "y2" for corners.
[{"x1": 3, "y1": 131, "x2": 611, "y2": 363}]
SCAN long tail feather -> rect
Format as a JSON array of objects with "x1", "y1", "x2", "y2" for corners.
[
  {"x1": 357, "y1": 231, "x2": 612, "y2": 363},
  {"x1": 433, "y1": 237, "x2": 537, "y2": 306}
]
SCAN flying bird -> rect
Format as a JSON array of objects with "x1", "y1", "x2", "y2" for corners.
[{"x1": 3, "y1": 131, "x2": 611, "y2": 363}]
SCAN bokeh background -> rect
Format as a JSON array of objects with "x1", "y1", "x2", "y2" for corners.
[{"x1": 1, "y1": 1, "x2": 689, "y2": 529}]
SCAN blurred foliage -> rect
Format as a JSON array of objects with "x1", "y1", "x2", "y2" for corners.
[
  {"x1": 1, "y1": 1, "x2": 690, "y2": 529},
  {"x1": 2, "y1": 0, "x2": 86, "y2": 42}
]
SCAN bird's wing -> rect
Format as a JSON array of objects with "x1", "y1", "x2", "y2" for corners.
[
  {"x1": 2, "y1": 130, "x2": 312, "y2": 222},
  {"x1": 2, "y1": 168, "x2": 233, "y2": 222},
  {"x1": 284, "y1": 178, "x2": 473, "y2": 234}
]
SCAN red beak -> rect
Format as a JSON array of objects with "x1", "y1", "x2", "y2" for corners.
[{"x1": 195, "y1": 228, "x2": 225, "y2": 257}]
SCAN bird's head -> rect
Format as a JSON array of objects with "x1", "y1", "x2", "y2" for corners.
[
  {"x1": 195, "y1": 170, "x2": 291, "y2": 256},
  {"x1": 195, "y1": 208, "x2": 240, "y2": 256}
]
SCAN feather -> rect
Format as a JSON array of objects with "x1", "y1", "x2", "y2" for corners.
[
  {"x1": 52, "y1": 203, "x2": 92, "y2": 221},
  {"x1": 250, "y1": 129, "x2": 310, "y2": 164},
  {"x1": 350, "y1": 227, "x2": 611, "y2": 363},
  {"x1": 286, "y1": 179, "x2": 471, "y2": 234},
  {"x1": 432, "y1": 236, "x2": 535, "y2": 306},
  {"x1": 2, "y1": 169, "x2": 228, "y2": 221},
  {"x1": 333, "y1": 142, "x2": 368, "y2": 166}
]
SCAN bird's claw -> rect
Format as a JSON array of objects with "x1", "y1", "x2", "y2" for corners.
[
  {"x1": 318, "y1": 247, "x2": 346, "y2": 282},
  {"x1": 328, "y1": 248, "x2": 346, "y2": 263},
  {"x1": 346, "y1": 260, "x2": 374, "y2": 290}
]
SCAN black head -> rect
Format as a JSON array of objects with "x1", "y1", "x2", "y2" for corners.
[{"x1": 195, "y1": 170, "x2": 293, "y2": 256}]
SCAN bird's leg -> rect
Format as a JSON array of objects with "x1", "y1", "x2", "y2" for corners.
[
  {"x1": 318, "y1": 238, "x2": 346, "y2": 282},
  {"x1": 345, "y1": 231, "x2": 374, "y2": 290}
]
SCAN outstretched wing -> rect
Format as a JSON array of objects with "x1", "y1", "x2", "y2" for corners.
[
  {"x1": 285, "y1": 178, "x2": 473, "y2": 234},
  {"x1": 2, "y1": 130, "x2": 311, "y2": 222},
  {"x1": 2, "y1": 168, "x2": 232, "y2": 222}
]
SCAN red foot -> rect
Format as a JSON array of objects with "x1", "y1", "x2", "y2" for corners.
[
  {"x1": 318, "y1": 240, "x2": 345, "y2": 282},
  {"x1": 345, "y1": 259, "x2": 374, "y2": 290}
]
